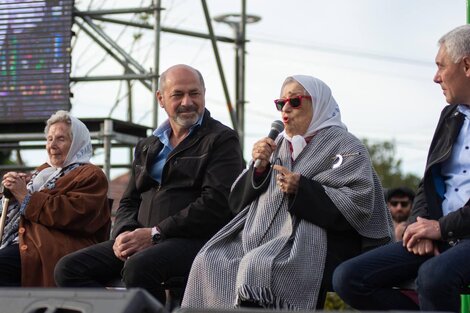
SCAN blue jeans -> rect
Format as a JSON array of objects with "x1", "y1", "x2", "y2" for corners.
[{"x1": 332, "y1": 240, "x2": 470, "y2": 312}]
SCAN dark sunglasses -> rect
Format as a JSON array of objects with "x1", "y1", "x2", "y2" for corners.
[
  {"x1": 389, "y1": 200, "x2": 410, "y2": 207},
  {"x1": 274, "y1": 95, "x2": 312, "y2": 111}
]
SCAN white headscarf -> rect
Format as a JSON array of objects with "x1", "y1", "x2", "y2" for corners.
[
  {"x1": 282, "y1": 75, "x2": 347, "y2": 160},
  {"x1": 52, "y1": 114, "x2": 93, "y2": 167},
  {"x1": 33, "y1": 113, "x2": 93, "y2": 191}
]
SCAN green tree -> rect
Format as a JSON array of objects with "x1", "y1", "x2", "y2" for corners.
[{"x1": 362, "y1": 139, "x2": 421, "y2": 191}]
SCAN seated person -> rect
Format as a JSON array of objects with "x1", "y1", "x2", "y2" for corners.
[
  {"x1": 333, "y1": 24, "x2": 470, "y2": 313},
  {"x1": 385, "y1": 186, "x2": 415, "y2": 240},
  {"x1": 54, "y1": 64, "x2": 244, "y2": 304},
  {"x1": 0, "y1": 110, "x2": 110, "y2": 286},
  {"x1": 181, "y1": 75, "x2": 394, "y2": 310}
]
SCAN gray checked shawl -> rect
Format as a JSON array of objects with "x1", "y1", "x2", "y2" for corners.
[{"x1": 182, "y1": 126, "x2": 393, "y2": 310}]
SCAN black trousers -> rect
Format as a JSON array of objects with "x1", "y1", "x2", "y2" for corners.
[
  {"x1": 54, "y1": 238, "x2": 206, "y2": 303},
  {"x1": 0, "y1": 244, "x2": 21, "y2": 286}
]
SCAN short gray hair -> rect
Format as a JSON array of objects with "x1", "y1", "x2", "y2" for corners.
[
  {"x1": 158, "y1": 64, "x2": 205, "y2": 93},
  {"x1": 44, "y1": 110, "x2": 73, "y2": 139},
  {"x1": 438, "y1": 24, "x2": 470, "y2": 63}
]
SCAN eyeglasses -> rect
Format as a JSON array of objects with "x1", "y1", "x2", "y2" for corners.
[
  {"x1": 274, "y1": 95, "x2": 311, "y2": 111},
  {"x1": 389, "y1": 200, "x2": 410, "y2": 207}
]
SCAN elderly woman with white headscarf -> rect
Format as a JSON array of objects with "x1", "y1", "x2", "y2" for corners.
[
  {"x1": 0, "y1": 110, "x2": 110, "y2": 287},
  {"x1": 182, "y1": 75, "x2": 394, "y2": 310}
]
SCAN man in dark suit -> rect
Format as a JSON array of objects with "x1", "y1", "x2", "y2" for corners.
[
  {"x1": 333, "y1": 24, "x2": 470, "y2": 312},
  {"x1": 54, "y1": 64, "x2": 244, "y2": 304}
]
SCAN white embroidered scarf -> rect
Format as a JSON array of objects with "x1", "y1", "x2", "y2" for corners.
[{"x1": 282, "y1": 75, "x2": 347, "y2": 160}]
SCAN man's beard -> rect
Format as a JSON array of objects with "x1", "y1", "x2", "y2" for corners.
[
  {"x1": 392, "y1": 213, "x2": 409, "y2": 223},
  {"x1": 174, "y1": 105, "x2": 200, "y2": 128}
]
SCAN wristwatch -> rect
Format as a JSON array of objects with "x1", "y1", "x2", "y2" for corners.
[{"x1": 151, "y1": 226, "x2": 162, "y2": 245}]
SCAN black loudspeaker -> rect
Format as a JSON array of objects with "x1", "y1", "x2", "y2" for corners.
[
  {"x1": 175, "y1": 309, "x2": 453, "y2": 313},
  {"x1": 0, "y1": 288, "x2": 167, "y2": 313}
]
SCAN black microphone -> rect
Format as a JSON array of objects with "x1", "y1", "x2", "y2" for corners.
[{"x1": 254, "y1": 120, "x2": 284, "y2": 168}]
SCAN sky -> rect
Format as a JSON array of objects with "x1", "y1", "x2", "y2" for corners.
[{"x1": 20, "y1": 0, "x2": 468, "y2": 179}]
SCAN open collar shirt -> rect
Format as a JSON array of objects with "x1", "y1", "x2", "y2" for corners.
[
  {"x1": 441, "y1": 104, "x2": 470, "y2": 216},
  {"x1": 150, "y1": 115, "x2": 203, "y2": 183}
]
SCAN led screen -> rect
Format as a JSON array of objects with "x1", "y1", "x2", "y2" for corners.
[{"x1": 0, "y1": 0, "x2": 73, "y2": 121}]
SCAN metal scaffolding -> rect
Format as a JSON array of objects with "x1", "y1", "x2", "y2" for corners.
[
  {"x1": 0, "y1": 0, "x2": 259, "y2": 177},
  {"x1": 71, "y1": 0, "x2": 257, "y2": 150}
]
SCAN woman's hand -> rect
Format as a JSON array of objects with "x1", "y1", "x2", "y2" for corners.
[
  {"x1": 252, "y1": 137, "x2": 277, "y2": 172},
  {"x1": 2, "y1": 172, "x2": 29, "y2": 203},
  {"x1": 273, "y1": 165, "x2": 300, "y2": 194}
]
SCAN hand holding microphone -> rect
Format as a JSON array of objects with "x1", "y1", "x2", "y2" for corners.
[{"x1": 253, "y1": 120, "x2": 284, "y2": 171}]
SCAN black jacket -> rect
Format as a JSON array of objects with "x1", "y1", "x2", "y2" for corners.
[
  {"x1": 411, "y1": 104, "x2": 470, "y2": 242},
  {"x1": 112, "y1": 109, "x2": 244, "y2": 240}
]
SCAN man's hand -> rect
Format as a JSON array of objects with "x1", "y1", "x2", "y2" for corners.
[
  {"x1": 403, "y1": 217, "x2": 441, "y2": 256},
  {"x1": 112, "y1": 228, "x2": 153, "y2": 261},
  {"x1": 406, "y1": 238, "x2": 439, "y2": 256}
]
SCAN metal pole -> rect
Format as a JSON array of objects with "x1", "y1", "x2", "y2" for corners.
[
  {"x1": 80, "y1": 15, "x2": 148, "y2": 75},
  {"x1": 73, "y1": 21, "x2": 153, "y2": 90},
  {"x1": 153, "y1": 0, "x2": 162, "y2": 128},
  {"x1": 71, "y1": 73, "x2": 154, "y2": 82},
  {"x1": 127, "y1": 77, "x2": 133, "y2": 123},
  {"x1": 235, "y1": 35, "x2": 241, "y2": 135},
  {"x1": 87, "y1": 15, "x2": 235, "y2": 43},
  {"x1": 103, "y1": 119, "x2": 113, "y2": 178},
  {"x1": 75, "y1": 7, "x2": 155, "y2": 16},
  {"x1": 213, "y1": 12, "x2": 260, "y2": 150},
  {"x1": 238, "y1": 0, "x2": 247, "y2": 152},
  {"x1": 200, "y1": 0, "x2": 238, "y2": 131},
  {"x1": 127, "y1": 78, "x2": 134, "y2": 166}
]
